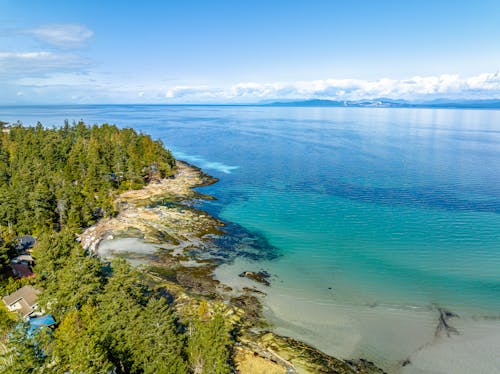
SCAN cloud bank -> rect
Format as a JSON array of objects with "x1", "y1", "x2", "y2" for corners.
[
  {"x1": 164, "y1": 72, "x2": 500, "y2": 103},
  {"x1": 6, "y1": 71, "x2": 500, "y2": 104}
]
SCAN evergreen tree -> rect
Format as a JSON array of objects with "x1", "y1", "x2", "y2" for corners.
[
  {"x1": 93, "y1": 260, "x2": 146, "y2": 372},
  {"x1": 129, "y1": 298, "x2": 188, "y2": 374},
  {"x1": 52, "y1": 308, "x2": 112, "y2": 373},
  {"x1": 2, "y1": 323, "x2": 50, "y2": 373},
  {"x1": 187, "y1": 303, "x2": 232, "y2": 374}
]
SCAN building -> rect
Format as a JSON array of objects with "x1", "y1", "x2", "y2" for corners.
[
  {"x1": 10, "y1": 253, "x2": 35, "y2": 279},
  {"x1": 16, "y1": 235, "x2": 36, "y2": 252},
  {"x1": 11, "y1": 263, "x2": 34, "y2": 278},
  {"x1": 11, "y1": 254, "x2": 34, "y2": 266},
  {"x1": 2, "y1": 285, "x2": 40, "y2": 319}
]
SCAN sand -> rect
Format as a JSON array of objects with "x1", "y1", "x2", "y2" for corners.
[{"x1": 214, "y1": 256, "x2": 500, "y2": 373}]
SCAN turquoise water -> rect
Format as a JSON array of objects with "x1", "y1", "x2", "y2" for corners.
[{"x1": 2, "y1": 105, "x2": 500, "y2": 368}]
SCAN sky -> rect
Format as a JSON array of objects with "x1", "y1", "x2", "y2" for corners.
[{"x1": 1, "y1": 0, "x2": 500, "y2": 104}]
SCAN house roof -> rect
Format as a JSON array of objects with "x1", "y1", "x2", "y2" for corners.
[
  {"x1": 27, "y1": 314, "x2": 56, "y2": 336},
  {"x1": 2, "y1": 285, "x2": 40, "y2": 308},
  {"x1": 13, "y1": 299, "x2": 35, "y2": 318},
  {"x1": 17, "y1": 235, "x2": 36, "y2": 250},
  {"x1": 11, "y1": 254, "x2": 34, "y2": 263},
  {"x1": 29, "y1": 314, "x2": 56, "y2": 328},
  {"x1": 12, "y1": 263, "x2": 34, "y2": 278}
]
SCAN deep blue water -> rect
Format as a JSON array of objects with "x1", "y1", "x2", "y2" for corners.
[{"x1": 2, "y1": 105, "x2": 500, "y2": 314}]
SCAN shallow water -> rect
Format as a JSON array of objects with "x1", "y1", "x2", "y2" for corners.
[
  {"x1": 2, "y1": 105, "x2": 500, "y2": 371},
  {"x1": 97, "y1": 237, "x2": 163, "y2": 266}
]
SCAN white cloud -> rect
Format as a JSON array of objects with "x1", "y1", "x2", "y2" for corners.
[
  {"x1": 162, "y1": 71, "x2": 500, "y2": 102},
  {"x1": 165, "y1": 85, "x2": 221, "y2": 99},
  {"x1": 3, "y1": 71, "x2": 167, "y2": 104},
  {"x1": 23, "y1": 24, "x2": 93, "y2": 48},
  {"x1": 0, "y1": 51, "x2": 54, "y2": 60},
  {"x1": 0, "y1": 50, "x2": 89, "y2": 74}
]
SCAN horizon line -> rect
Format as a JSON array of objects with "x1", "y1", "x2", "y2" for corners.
[{"x1": 2, "y1": 98, "x2": 500, "y2": 109}]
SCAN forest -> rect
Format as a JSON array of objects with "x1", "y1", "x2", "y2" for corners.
[
  {"x1": 0, "y1": 121, "x2": 175, "y2": 234},
  {"x1": 0, "y1": 122, "x2": 233, "y2": 373}
]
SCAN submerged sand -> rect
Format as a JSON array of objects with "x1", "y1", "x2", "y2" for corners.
[{"x1": 214, "y1": 256, "x2": 500, "y2": 373}]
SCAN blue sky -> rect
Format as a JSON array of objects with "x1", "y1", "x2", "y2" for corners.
[{"x1": 1, "y1": 0, "x2": 500, "y2": 104}]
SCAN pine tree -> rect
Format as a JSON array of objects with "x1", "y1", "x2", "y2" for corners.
[
  {"x1": 52, "y1": 308, "x2": 112, "y2": 373},
  {"x1": 129, "y1": 298, "x2": 188, "y2": 374},
  {"x1": 187, "y1": 303, "x2": 232, "y2": 374}
]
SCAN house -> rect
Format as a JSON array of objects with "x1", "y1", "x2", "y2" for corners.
[
  {"x1": 16, "y1": 235, "x2": 36, "y2": 252},
  {"x1": 10, "y1": 254, "x2": 35, "y2": 279},
  {"x1": 11, "y1": 263, "x2": 34, "y2": 278},
  {"x1": 2, "y1": 285, "x2": 40, "y2": 319},
  {"x1": 11, "y1": 254, "x2": 35, "y2": 266}
]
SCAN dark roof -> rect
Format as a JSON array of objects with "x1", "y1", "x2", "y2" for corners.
[
  {"x1": 17, "y1": 235, "x2": 36, "y2": 250},
  {"x1": 12, "y1": 263, "x2": 34, "y2": 278}
]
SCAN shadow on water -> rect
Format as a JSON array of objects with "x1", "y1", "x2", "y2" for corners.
[
  {"x1": 151, "y1": 199, "x2": 281, "y2": 264},
  {"x1": 184, "y1": 219, "x2": 281, "y2": 265},
  {"x1": 207, "y1": 222, "x2": 281, "y2": 263}
]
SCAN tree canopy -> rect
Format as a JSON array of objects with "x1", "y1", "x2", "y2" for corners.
[
  {"x1": 0, "y1": 122, "x2": 233, "y2": 373},
  {"x1": 0, "y1": 121, "x2": 175, "y2": 234}
]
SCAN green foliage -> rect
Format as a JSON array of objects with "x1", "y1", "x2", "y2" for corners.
[
  {"x1": 0, "y1": 228, "x2": 16, "y2": 277},
  {"x1": 32, "y1": 230, "x2": 80, "y2": 280},
  {"x1": 52, "y1": 308, "x2": 112, "y2": 373},
  {"x1": 0, "y1": 277, "x2": 34, "y2": 296},
  {"x1": 0, "y1": 122, "x2": 175, "y2": 234},
  {"x1": 0, "y1": 245, "x2": 12, "y2": 277},
  {"x1": 1, "y1": 323, "x2": 50, "y2": 373},
  {"x1": 129, "y1": 298, "x2": 188, "y2": 374},
  {"x1": 0, "y1": 122, "x2": 236, "y2": 373},
  {"x1": 187, "y1": 302, "x2": 232, "y2": 374},
  {"x1": 0, "y1": 303, "x2": 16, "y2": 336},
  {"x1": 89, "y1": 260, "x2": 189, "y2": 373},
  {"x1": 93, "y1": 260, "x2": 147, "y2": 371},
  {"x1": 34, "y1": 232, "x2": 104, "y2": 319}
]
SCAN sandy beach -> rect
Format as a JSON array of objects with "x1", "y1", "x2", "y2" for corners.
[{"x1": 214, "y1": 256, "x2": 500, "y2": 373}]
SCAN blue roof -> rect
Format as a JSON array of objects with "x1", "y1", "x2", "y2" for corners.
[{"x1": 28, "y1": 315, "x2": 56, "y2": 334}]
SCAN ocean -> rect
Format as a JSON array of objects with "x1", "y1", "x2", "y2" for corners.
[{"x1": 2, "y1": 105, "x2": 500, "y2": 373}]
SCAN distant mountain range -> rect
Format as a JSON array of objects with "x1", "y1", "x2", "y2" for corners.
[{"x1": 265, "y1": 99, "x2": 500, "y2": 109}]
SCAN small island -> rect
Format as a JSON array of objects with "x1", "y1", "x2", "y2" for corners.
[{"x1": 0, "y1": 121, "x2": 383, "y2": 373}]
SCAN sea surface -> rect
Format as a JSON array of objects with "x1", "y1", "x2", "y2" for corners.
[{"x1": 2, "y1": 105, "x2": 500, "y2": 372}]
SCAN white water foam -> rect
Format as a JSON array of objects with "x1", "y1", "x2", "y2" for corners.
[{"x1": 174, "y1": 151, "x2": 239, "y2": 174}]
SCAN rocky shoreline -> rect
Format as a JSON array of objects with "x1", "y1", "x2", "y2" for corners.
[{"x1": 80, "y1": 160, "x2": 385, "y2": 374}]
